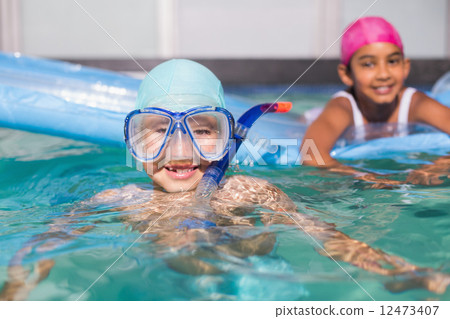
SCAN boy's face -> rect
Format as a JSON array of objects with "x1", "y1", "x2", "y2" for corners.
[
  {"x1": 339, "y1": 42, "x2": 410, "y2": 104},
  {"x1": 142, "y1": 124, "x2": 218, "y2": 193}
]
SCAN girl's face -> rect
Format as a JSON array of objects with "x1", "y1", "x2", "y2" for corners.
[{"x1": 338, "y1": 42, "x2": 410, "y2": 104}]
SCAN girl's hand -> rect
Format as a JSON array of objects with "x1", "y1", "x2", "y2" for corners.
[
  {"x1": 356, "y1": 173, "x2": 405, "y2": 189},
  {"x1": 406, "y1": 169, "x2": 450, "y2": 185},
  {"x1": 327, "y1": 163, "x2": 405, "y2": 189},
  {"x1": 406, "y1": 156, "x2": 450, "y2": 185}
]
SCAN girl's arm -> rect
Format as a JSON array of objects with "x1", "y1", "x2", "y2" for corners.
[
  {"x1": 411, "y1": 91, "x2": 450, "y2": 135},
  {"x1": 300, "y1": 98, "x2": 404, "y2": 187},
  {"x1": 404, "y1": 92, "x2": 450, "y2": 185},
  {"x1": 300, "y1": 97, "x2": 353, "y2": 167}
]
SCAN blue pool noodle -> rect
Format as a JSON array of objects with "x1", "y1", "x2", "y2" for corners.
[{"x1": 0, "y1": 52, "x2": 449, "y2": 163}]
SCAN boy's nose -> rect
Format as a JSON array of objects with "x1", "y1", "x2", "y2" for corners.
[{"x1": 165, "y1": 127, "x2": 194, "y2": 160}]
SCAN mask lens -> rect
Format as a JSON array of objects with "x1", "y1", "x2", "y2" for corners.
[
  {"x1": 185, "y1": 111, "x2": 230, "y2": 160},
  {"x1": 127, "y1": 113, "x2": 171, "y2": 161}
]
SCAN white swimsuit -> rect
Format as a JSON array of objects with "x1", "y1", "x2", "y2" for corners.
[{"x1": 332, "y1": 87, "x2": 416, "y2": 140}]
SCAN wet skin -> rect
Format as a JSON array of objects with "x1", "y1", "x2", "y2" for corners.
[{"x1": 2, "y1": 175, "x2": 450, "y2": 300}]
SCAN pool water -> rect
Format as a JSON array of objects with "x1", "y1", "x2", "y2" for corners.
[{"x1": 0, "y1": 88, "x2": 449, "y2": 301}]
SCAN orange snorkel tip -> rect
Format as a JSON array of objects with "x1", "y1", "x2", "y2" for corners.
[
  {"x1": 274, "y1": 102, "x2": 292, "y2": 113},
  {"x1": 259, "y1": 102, "x2": 292, "y2": 114}
]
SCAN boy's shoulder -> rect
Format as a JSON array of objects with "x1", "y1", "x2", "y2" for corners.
[
  {"x1": 220, "y1": 174, "x2": 284, "y2": 198},
  {"x1": 222, "y1": 174, "x2": 272, "y2": 189},
  {"x1": 217, "y1": 175, "x2": 295, "y2": 210},
  {"x1": 89, "y1": 183, "x2": 155, "y2": 205}
]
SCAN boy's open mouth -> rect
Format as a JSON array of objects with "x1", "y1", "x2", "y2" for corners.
[{"x1": 164, "y1": 164, "x2": 199, "y2": 179}]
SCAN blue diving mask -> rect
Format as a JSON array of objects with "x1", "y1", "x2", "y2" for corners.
[{"x1": 124, "y1": 106, "x2": 234, "y2": 162}]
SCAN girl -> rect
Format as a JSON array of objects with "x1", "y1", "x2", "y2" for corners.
[{"x1": 301, "y1": 16, "x2": 450, "y2": 183}]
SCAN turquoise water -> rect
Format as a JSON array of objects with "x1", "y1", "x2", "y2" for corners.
[{"x1": 1, "y1": 89, "x2": 449, "y2": 301}]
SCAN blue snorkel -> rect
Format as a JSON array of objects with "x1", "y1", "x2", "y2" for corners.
[{"x1": 195, "y1": 102, "x2": 292, "y2": 201}]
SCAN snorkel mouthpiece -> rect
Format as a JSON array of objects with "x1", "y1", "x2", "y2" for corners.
[{"x1": 195, "y1": 102, "x2": 292, "y2": 201}]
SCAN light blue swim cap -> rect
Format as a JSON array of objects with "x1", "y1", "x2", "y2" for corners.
[{"x1": 135, "y1": 59, "x2": 226, "y2": 111}]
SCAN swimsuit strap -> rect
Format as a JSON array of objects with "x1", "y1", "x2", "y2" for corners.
[
  {"x1": 334, "y1": 88, "x2": 417, "y2": 125},
  {"x1": 397, "y1": 87, "x2": 416, "y2": 124},
  {"x1": 332, "y1": 91, "x2": 365, "y2": 126},
  {"x1": 332, "y1": 91, "x2": 365, "y2": 141}
]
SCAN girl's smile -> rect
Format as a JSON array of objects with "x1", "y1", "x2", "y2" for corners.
[{"x1": 372, "y1": 85, "x2": 394, "y2": 95}]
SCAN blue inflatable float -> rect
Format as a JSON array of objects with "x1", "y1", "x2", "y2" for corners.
[{"x1": 0, "y1": 52, "x2": 449, "y2": 165}]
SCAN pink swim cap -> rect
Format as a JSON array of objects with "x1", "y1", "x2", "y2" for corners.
[{"x1": 341, "y1": 16, "x2": 403, "y2": 65}]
